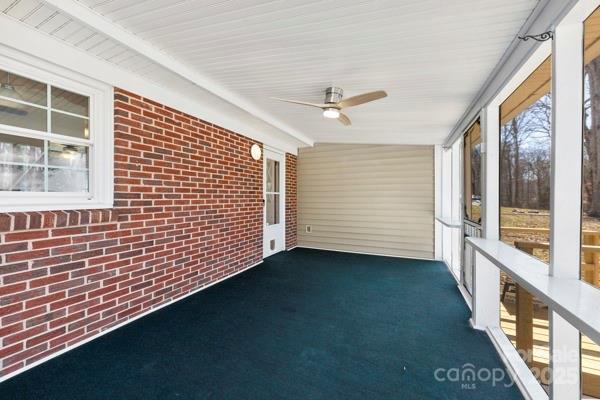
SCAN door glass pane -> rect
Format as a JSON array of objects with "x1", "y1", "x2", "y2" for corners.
[
  {"x1": 500, "y1": 271, "x2": 549, "y2": 390},
  {"x1": 0, "y1": 164, "x2": 44, "y2": 191},
  {"x1": 500, "y1": 57, "x2": 552, "y2": 263},
  {"x1": 0, "y1": 98, "x2": 47, "y2": 132},
  {"x1": 266, "y1": 159, "x2": 279, "y2": 193},
  {"x1": 266, "y1": 193, "x2": 279, "y2": 225},
  {"x1": 471, "y1": 142, "x2": 482, "y2": 222},
  {"x1": 51, "y1": 87, "x2": 89, "y2": 117},
  {"x1": 0, "y1": 69, "x2": 47, "y2": 106},
  {"x1": 582, "y1": 8, "x2": 600, "y2": 399}
]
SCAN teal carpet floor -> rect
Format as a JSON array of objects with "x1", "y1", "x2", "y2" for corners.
[{"x1": 0, "y1": 248, "x2": 523, "y2": 399}]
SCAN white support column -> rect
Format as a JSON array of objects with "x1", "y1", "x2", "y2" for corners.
[
  {"x1": 471, "y1": 252, "x2": 500, "y2": 330},
  {"x1": 549, "y1": 19, "x2": 584, "y2": 400},
  {"x1": 451, "y1": 140, "x2": 462, "y2": 280},
  {"x1": 482, "y1": 107, "x2": 499, "y2": 241},
  {"x1": 434, "y1": 145, "x2": 443, "y2": 260},
  {"x1": 549, "y1": 312, "x2": 580, "y2": 399},
  {"x1": 550, "y1": 23, "x2": 583, "y2": 280}
]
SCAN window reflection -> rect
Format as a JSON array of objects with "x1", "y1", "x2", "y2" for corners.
[
  {"x1": 0, "y1": 134, "x2": 89, "y2": 193},
  {"x1": 0, "y1": 69, "x2": 47, "y2": 106}
]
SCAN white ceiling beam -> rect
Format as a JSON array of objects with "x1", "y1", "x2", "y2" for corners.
[{"x1": 42, "y1": 0, "x2": 314, "y2": 147}]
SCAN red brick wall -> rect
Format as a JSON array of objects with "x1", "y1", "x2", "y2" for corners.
[
  {"x1": 285, "y1": 153, "x2": 297, "y2": 250},
  {"x1": 0, "y1": 88, "x2": 265, "y2": 377}
]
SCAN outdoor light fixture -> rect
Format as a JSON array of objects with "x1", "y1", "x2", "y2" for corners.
[
  {"x1": 322, "y1": 108, "x2": 340, "y2": 119},
  {"x1": 250, "y1": 143, "x2": 262, "y2": 160}
]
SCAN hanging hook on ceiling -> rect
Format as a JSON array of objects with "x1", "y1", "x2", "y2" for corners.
[{"x1": 518, "y1": 31, "x2": 553, "y2": 42}]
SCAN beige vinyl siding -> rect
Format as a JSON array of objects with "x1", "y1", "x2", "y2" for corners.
[{"x1": 297, "y1": 143, "x2": 434, "y2": 259}]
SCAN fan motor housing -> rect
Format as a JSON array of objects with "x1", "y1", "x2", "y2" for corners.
[{"x1": 325, "y1": 87, "x2": 343, "y2": 104}]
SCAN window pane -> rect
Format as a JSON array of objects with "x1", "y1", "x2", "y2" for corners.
[
  {"x1": 266, "y1": 193, "x2": 279, "y2": 225},
  {"x1": 0, "y1": 133, "x2": 43, "y2": 164},
  {"x1": 471, "y1": 143, "x2": 482, "y2": 222},
  {"x1": 500, "y1": 57, "x2": 552, "y2": 263},
  {"x1": 51, "y1": 111, "x2": 89, "y2": 139},
  {"x1": 582, "y1": 334, "x2": 600, "y2": 398},
  {"x1": 583, "y1": 7, "x2": 600, "y2": 290},
  {"x1": 500, "y1": 271, "x2": 549, "y2": 390},
  {"x1": 464, "y1": 120, "x2": 481, "y2": 223},
  {"x1": 51, "y1": 87, "x2": 89, "y2": 117},
  {"x1": 266, "y1": 159, "x2": 279, "y2": 193},
  {"x1": 0, "y1": 98, "x2": 47, "y2": 132},
  {"x1": 0, "y1": 164, "x2": 44, "y2": 191},
  {"x1": 582, "y1": 8, "x2": 600, "y2": 399},
  {"x1": 48, "y1": 168, "x2": 88, "y2": 192},
  {"x1": 0, "y1": 69, "x2": 47, "y2": 106},
  {"x1": 48, "y1": 142, "x2": 88, "y2": 169}
]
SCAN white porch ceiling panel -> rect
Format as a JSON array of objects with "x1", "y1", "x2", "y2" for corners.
[{"x1": 2, "y1": 0, "x2": 539, "y2": 145}]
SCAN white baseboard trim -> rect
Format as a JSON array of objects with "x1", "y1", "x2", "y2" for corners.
[
  {"x1": 469, "y1": 318, "x2": 486, "y2": 331},
  {"x1": 286, "y1": 245, "x2": 298, "y2": 251},
  {"x1": 457, "y1": 284, "x2": 473, "y2": 311},
  {"x1": 486, "y1": 326, "x2": 548, "y2": 400},
  {"x1": 437, "y1": 259, "x2": 473, "y2": 311},
  {"x1": 0, "y1": 259, "x2": 263, "y2": 383},
  {"x1": 296, "y1": 245, "x2": 435, "y2": 262}
]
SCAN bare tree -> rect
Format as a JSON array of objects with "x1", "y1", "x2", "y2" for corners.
[
  {"x1": 500, "y1": 110, "x2": 538, "y2": 208},
  {"x1": 584, "y1": 59, "x2": 600, "y2": 217}
]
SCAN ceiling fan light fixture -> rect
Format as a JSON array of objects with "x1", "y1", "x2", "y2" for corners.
[
  {"x1": 272, "y1": 87, "x2": 387, "y2": 127},
  {"x1": 323, "y1": 108, "x2": 340, "y2": 119}
]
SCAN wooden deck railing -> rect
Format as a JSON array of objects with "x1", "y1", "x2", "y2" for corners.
[
  {"x1": 500, "y1": 226, "x2": 600, "y2": 286},
  {"x1": 499, "y1": 226, "x2": 600, "y2": 396}
]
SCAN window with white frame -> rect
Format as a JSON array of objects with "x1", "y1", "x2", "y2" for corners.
[{"x1": 0, "y1": 50, "x2": 113, "y2": 212}]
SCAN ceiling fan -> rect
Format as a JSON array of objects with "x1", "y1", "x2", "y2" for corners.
[{"x1": 272, "y1": 87, "x2": 387, "y2": 126}]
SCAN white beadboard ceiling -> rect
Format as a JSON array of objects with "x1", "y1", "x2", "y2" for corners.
[{"x1": 1, "y1": 0, "x2": 540, "y2": 145}]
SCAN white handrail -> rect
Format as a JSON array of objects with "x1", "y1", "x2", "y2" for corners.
[{"x1": 467, "y1": 237, "x2": 600, "y2": 345}]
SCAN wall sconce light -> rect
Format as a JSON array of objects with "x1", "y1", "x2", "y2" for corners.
[{"x1": 250, "y1": 144, "x2": 262, "y2": 160}]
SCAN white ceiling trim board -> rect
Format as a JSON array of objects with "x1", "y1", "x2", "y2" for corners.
[
  {"x1": 443, "y1": 0, "x2": 581, "y2": 146},
  {"x1": 0, "y1": 14, "x2": 302, "y2": 154},
  {"x1": 1, "y1": 0, "x2": 543, "y2": 146},
  {"x1": 43, "y1": 0, "x2": 314, "y2": 147}
]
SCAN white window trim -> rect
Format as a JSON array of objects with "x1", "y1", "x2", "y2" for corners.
[{"x1": 0, "y1": 44, "x2": 113, "y2": 212}]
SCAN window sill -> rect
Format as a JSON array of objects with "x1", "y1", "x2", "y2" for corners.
[
  {"x1": 0, "y1": 201, "x2": 113, "y2": 213},
  {"x1": 0, "y1": 192, "x2": 113, "y2": 213}
]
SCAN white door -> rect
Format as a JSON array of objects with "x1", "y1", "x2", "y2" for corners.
[{"x1": 263, "y1": 149, "x2": 285, "y2": 258}]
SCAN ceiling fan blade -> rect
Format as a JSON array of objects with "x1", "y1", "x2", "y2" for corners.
[
  {"x1": 338, "y1": 113, "x2": 351, "y2": 126},
  {"x1": 337, "y1": 90, "x2": 387, "y2": 109},
  {"x1": 271, "y1": 97, "x2": 326, "y2": 109}
]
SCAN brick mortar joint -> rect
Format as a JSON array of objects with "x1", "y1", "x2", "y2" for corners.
[{"x1": 0, "y1": 210, "x2": 120, "y2": 234}]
